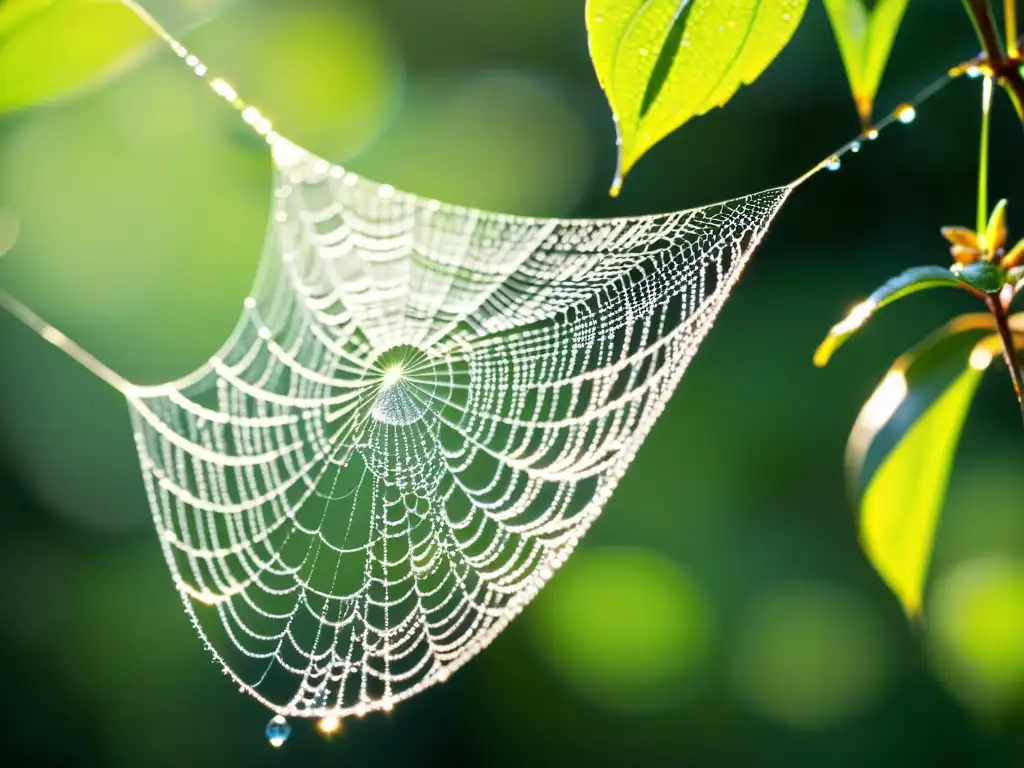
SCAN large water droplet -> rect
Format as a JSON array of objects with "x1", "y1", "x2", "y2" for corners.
[
  {"x1": 850, "y1": 141, "x2": 862, "y2": 154},
  {"x1": 266, "y1": 714, "x2": 291, "y2": 748},
  {"x1": 896, "y1": 104, "x2": 916, "y2": 124},
  {"x1": 826, "y1": 155, "x2": 841, "y2": 172}
]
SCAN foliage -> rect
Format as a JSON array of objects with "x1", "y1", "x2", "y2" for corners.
[
  {"x1": 845, "y1": 315, "x2": 1018, "y2": 618},
  {"x1": 584, "y1": 0, "x2": 1024, "y2": 620},
  {"x1": 585, "y1": 0, "x2": 808, "y2": 195},
  {"x1": 814, "y1": 266, "x2": 1000, "y2": 367},
  {"x1": 0, "y1": 0, "x2": 155, "y2": 114},
  {"x1": 822, "y1": 0, "x2": 911, "y2": 126},
  {"x1": 817, "y1": 3, "x2": 1024, "y2": 617}
]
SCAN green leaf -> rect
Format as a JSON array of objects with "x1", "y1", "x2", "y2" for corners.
[
  {"x1": 815, "y1": 266, "x2": 971, "y2": 367},
  {"x1": 955, "y1": 260, "x2": 1007, "y2": 294},
  {"x1": 0, "y1": 0, "x2": 156, "y2": 115},
  {"x1": 822, "y1": 0, "x2": 910, "y2": 126},
  {"x1": 0, "y1": 0, "x2": 53, "y2": 36},
  {"x1": 586, "y1": 0, "x2": 808, "y2": 196},
  {"x1": 847, "y1": 314, "x2": 1000, "y2": 619}
]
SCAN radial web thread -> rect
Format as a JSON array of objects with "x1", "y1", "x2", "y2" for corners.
[{"x1": 124, "y1": 137, "x2": 791, "y2": 718}]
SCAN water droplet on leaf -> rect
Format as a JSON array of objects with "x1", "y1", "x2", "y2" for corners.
[{"x1": 826, "y1": 155, "x2": 841, "y2": 172}]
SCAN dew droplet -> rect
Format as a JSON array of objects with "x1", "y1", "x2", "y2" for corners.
[
  {"x1": 307, "y1": 688, "x2": 330, "y2": 713},
  {"x1": 895, "y1": 104, "x2": 916, "y2": 124},
  {"x1": 850, "y1": 141, "x2": 861, "y2": 153},
  {"x1": 317, "y1": 713, "x2": 342, "y2": 735},
  {"x1": 865, "y1": 128, "x2": 880, "y2": 141},
  {"x1": 826, "y1": 155, "x2": 841, "y2": 172},
  {"x1": 966, "y1": 65, "x2": 982, "y2": 79},
  {"x1": 266, "y1": 714, "x2": 291, "y2": 748}
]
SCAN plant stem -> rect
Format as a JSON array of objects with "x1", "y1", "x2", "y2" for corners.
[
  {"x1": 964, "y1": 0, "x2": 1024, "y2": 123},
  {"x1": 978, "y1": 75, "x2": 993, "y2": 234},
  {"x1": 986, "y1": 294, "x2": 1024, "y2": 425},
  {"x1": 965, "y1": 0, "x2": 1006, "y2": 61},
  {"x1": 1007, "y1": 0, "x2": 1019, "y2": 57}
]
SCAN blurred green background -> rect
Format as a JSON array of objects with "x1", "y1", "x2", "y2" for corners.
[{"x1": 1, "y1": 1, "x2": 1024, "y2": 765}]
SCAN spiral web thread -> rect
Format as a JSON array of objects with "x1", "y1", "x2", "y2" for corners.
[{"x1": 121, "y1": 134, "x2": 790, "y2": 717}]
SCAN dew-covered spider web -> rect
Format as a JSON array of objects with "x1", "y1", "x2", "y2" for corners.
[
  {"x1": 128, "y1": 136, "x2": 790, "y2": 718},
  {"x1": 0, "y1": 0, "x2": 958, "y2": 730}
]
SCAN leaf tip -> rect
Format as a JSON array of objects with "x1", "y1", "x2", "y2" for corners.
[
  {"x1": 815, "y1": 300, "x2": 877, "y2": 367},
  {"x1": 813, "y1": 339, "x2": 835, "y2": 368},
  {"x1": 985, "y1": 198, "x2": 1008, "y2": 251},
  {"x1": 609, "y1": 139, "x2": 628, "y2": 198},
  {"x1": 855, "y1": 94, "x2": 874, "y2": 128}
]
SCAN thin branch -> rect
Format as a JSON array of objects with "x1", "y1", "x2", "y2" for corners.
[
  {"x1": 965, "y1": 0, "x2": 1006, "y2": 61},
  {"x1": 1006, "y1": 0, "x2": 1019, "y2": 57},
  {"x1": 986, "y1": 294, "x2": 1024, "y2": 425},
  {"x1": 964, "y1": 0, "x2": 1024, "y2": 122}
]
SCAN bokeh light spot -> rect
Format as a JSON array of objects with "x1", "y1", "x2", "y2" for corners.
[
  {"x1": 351, "y1": 71, "x2": 594, "y2": 216},
  {"x1": 190, "y1": 0, "x2": 403, "y2": 159},
  {"x1": 528, "y1": 546, "x2": 713, "y2": 712},
  {"x1": 730, "y1": 582, "x2": 892, "y2": 730},
  {"x1": 928, "y1": 558, "x2": 1024, "y2": 708},
  {"x1": 0, "y1": 46, "x2": 269, "y2": 532},
  {"x1": 933, "y1": 460, "x2": 1024, "y2": 567}
]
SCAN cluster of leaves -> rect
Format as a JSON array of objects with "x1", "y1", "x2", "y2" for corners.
[
  {"x1": 585, "y1": 0, "x2": 1024, "y2": 619},
  {"x1": 815, "y1": 200, "x2": 1024, "y2": 618},
  {"x1": 585, "y1": 0, "x2": 910, "y2": 194}
]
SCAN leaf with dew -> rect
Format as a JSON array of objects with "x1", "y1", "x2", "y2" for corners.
[{"x1": 586, "y1": 0, "x2": 808, "y2": 196}]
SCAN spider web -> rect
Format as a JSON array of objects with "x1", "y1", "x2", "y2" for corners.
[{"x1": 124, "y1": 137, "x2": 791, "y2": 718}]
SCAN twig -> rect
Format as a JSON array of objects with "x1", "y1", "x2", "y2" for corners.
[
  {"x1": 964, "y1": 0, "x2": 1024, "y2": 122},
  {"x1": 1006, "y1": 0, "x2": 1019, "y2": 58},
  {"x1": 985, "y1": 294, "x2": 1024, "y2": 425}
]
